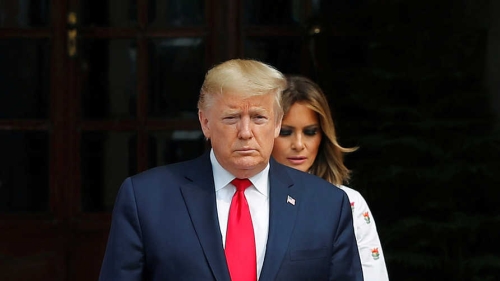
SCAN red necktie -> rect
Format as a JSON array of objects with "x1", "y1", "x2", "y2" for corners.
[{"x1": 225, "y1": 178, "x2": 257, "y2": 281}]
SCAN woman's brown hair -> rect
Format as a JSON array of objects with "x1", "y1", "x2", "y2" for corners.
[{"x1": 282, "y1": 75, "x2": 358, "y2": 186}]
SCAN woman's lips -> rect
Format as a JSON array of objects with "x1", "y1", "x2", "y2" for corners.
[{"x1": 287, "y1": 157, "x2": 307, "y2": 165}]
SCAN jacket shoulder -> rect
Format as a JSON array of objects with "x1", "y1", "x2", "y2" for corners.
[
  {"x1": 276, "y1": 162, "x2": 348, "y2": 199},
  {"x1": 127, "y1": 155, "x2": 207, "y2": 189}
]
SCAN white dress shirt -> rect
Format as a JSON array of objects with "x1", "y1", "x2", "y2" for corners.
[{"x1": 210, "y1": 149, "x2": 270, "y2": 279}]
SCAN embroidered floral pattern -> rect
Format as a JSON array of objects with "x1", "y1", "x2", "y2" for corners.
[
  {"x1": 371, "y1": 248, "x2": 380, "y2": 260},
  {"x1": 363, "y1": 212, "x2": 371, "y2": 224}
]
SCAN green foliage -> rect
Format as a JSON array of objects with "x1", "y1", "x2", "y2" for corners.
[{"x1": 313, "y1": 0, "x2": 499, "y2": 279}]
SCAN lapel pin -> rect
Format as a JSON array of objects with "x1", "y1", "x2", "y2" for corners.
[{"x1": 287, "y1": 195, "x2": 296, "y2": 206}]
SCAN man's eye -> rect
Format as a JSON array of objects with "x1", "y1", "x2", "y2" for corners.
[
  {"x1": 279, "y1": 129, "x2": 292, "y2": 136},
  {"x1": 304, "y1": 128, "x2": 318, "y2": 136},
  {"x1": 222, "y1": 116, "x2": 238, "y2": 123},
  {"x1": 253, "y1": 115, "x2": 268, "y2": 124}
]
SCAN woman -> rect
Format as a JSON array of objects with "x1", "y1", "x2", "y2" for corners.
[{"x1": 272, "y1": 75, "x2": 390, "y2": 281}]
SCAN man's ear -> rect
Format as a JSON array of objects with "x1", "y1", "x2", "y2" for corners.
[{"x1": 199, "y1": 110, "x2": 211, "y2": 139}]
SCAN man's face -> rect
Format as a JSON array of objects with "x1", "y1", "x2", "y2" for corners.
[{"x1": 199, "y1": 91, "x2": 281, "y2": 178}]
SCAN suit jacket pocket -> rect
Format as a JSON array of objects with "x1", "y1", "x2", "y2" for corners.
[{"x1": 290, "y1": 247, "x2": 329, "y2": 261}]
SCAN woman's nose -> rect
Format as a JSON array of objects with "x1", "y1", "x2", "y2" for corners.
[{"x1": 291, "y1": 135, "x2": 305, "y2": 151}]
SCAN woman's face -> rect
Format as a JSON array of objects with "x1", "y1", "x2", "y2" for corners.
[{"x1": 272, "y1": 102, "x2": 322, "y2": 172}]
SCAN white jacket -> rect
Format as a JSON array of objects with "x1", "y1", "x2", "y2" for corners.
[{"x1": 339, "y1": 185, "x2": 390, "y2": 281}]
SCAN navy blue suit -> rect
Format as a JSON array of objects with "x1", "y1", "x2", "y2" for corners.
[{"x1": 99, "y1": 152, "x2": 363, "y2": 281}]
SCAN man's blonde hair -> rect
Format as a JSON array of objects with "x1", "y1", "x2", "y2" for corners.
[{"x1": 198, "y1": 59, "x2": 286, "y2": 121}]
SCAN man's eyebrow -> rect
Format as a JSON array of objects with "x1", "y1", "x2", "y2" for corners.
[
  {"x1": 223, "y1": 109, "x2": 240, "y2": 115},
  {"x1": 250, "y1": 107, "x2": 269, "y2": 113}
]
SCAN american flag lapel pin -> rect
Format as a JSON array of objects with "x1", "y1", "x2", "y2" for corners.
[{"x1": 287, "y1": 195, "x2": 296, "y2": 206}]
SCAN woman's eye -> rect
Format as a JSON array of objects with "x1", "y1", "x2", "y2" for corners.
[
  {"x1": 304, "y1": 128, "x2": 318, "y2": 136},
  {"x1": 279, "y1": 129, "x2": 292, "y2": 136}
]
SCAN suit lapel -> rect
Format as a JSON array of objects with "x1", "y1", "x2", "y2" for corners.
[
  {"x1": 180, "y1": 152, "x2": 230, "y2": 281},
  {"x1": 259, "y1": 159, "x2": 300, "y2": 280}
]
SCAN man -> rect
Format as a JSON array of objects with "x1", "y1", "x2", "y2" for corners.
[{"x1": 99, "y1": 59, "x2": 363, "y2": 280}]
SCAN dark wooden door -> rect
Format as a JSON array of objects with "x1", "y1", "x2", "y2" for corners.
[
  {"x1": 0, "y1": 0, "x2": 316, "y2": 280},
  {"x1": 0, "y1": 0, "x2": 69, "y2": 280}
]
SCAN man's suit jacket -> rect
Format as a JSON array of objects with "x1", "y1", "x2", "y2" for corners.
[{"x1": 99, "y1": 152, "x2": 363, "y2": 281}]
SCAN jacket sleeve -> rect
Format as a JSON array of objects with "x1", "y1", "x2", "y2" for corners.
[
  {"x1": 352, "y1": 193, "x2": 390, "y2": 281},
  {"x1": 99, "y1": 177, "x2": 144, "y2": 281},
  {"x1": 329, "y1": 191, "x2": 364, "y2": 281}
]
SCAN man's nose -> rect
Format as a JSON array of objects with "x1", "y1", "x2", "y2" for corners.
[{"x1": 238, "y1": 117, "x2": 253, "y2": 139}]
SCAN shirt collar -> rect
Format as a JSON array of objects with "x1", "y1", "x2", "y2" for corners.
[{"x1": 210, "y1": 149, "x2": 269, "y2": 197}]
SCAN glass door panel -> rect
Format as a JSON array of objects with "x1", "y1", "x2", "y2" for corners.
[
  {"x1": 244, "y1": 37, "x2": 303, "y2": 74},
  {"x1": 0, "y1": 131, "x2": 49, "y2": 213},
  {"x1": 0, "y1": 38, "x2": 50, "y2": 119},
  {"x1": 0, "y1": 1, "x2": 53, "y2": 215},
  {"x1": 148, "y1": 0, "x2": 205, "y2": 27},
  {"x1": 148, "y1": 130, "x2": 205, "y2": 167},
  {"x1": 81, "y1": 131, "x2": 137, "y2": 212},
  {"x1": 80, "y1": 39, "x2": 138, "y2": 120},
  {"x1": 241, "y1": 0, "x2": 313, "y2": 76},
  {"x1": 80, "y1": 0, "x2": 137, "y2": 27},
  {"x1": 148, "y1": 37, "x2": 205, "y2": 119},
  {"x1": 0, "y1": 0, "x2": 50, "y2": 28},
  {"x1": 243, "y1": 0, "x2": 305, "y2": 25}
]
